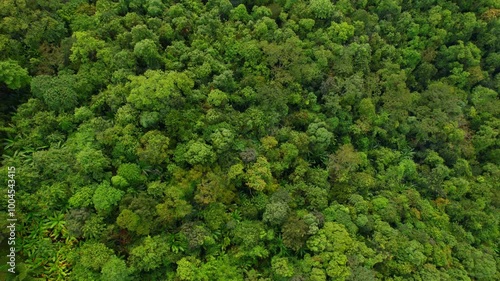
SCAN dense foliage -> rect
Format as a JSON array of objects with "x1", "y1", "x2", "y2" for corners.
[{"x1": 1, "y1": 0, "x2": 499, "y2": 280}]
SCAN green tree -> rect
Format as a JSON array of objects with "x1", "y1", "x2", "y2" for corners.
[
  {"x1": 134, "y1": 39, "x2": 162, "y2": 69},
  {"x1": 177, "y1": 140, "x2": 216, "y2": 166},
  {"x1": 30, "y1": 75, "x2": 77, "y2": 112},
  {"x1": 271, "y1": 256, "x2": 294, "y2": 278},
  {"x1": 76, "y1": 147, "x2": 110, "y2": 180},
  {"x1": 307, "y1": 122, "x2": 334, "y2": 154},
  {"x1": 207, "y1": 89, "x2": 229, "y2": 107},
  {"x1": 328, "y1": 144, "x2": 365, "y2": 183},
  {"x1": 282, "y1": 215, "x2": 309, "y2": 251},
  {"x1": 0, "y1": 59, "x2": 30, "y2": 89},
  {"x1": 117, "y1": 163, "x2": 146, "y2": 187},
  {"x1": 82, "y1": 213, "x2": 107, "y2": 240},
  {"x1": 127, "y1": 70, "x2": 194, "y2": 107},
  {"x1": 263, "y1": 201, "x2": 290, "y2": 225},
  {"x1": 129, "y1": 235, "x2": 172, "y2": 271},
  {"x1": 246, "y1": 156, "x2": 274, "y2": 192},
  {"x1": 78, "y1": 242, "x2": 114, "y2": 271},
  {"x1": 116, "y1": 209, "x2": 140, "y2": 232},
  {"x1": 101, "y1": 257, "x2": 131, "y2": 281},
  {"x1": 136, "y1": 130, "x2": 170, "y2": 165},
  {"x1": 310, "y1": 0, "x2": 335, "y2": 19},
  {"x1": 210, "y1": 128, "x2": 235, "y2": 153},
  {"x1": 156, "y1": 184, "x2": 193, "y2": 224},
  {"x1": 230, "y1": 4, "x2": 251, "y2": 22},
  {"x1": 70, "y1": 31, "x2": 106, "y2": 64},
  {"x1": 92, "y1": 181, "x2": 124, "y2": 215}
]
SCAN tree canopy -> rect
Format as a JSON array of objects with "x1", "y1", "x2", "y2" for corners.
[{"x1": 1, "y1": 0, "x2": 499, "y2": 280}]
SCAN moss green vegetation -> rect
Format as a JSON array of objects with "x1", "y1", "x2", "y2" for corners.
[{"x1": 1, "y1": 0, "x2": 499, "y2": 280}]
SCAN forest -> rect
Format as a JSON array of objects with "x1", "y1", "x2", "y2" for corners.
[{"x1": 0, "y1": 0, "x2": 499, "y2": 280}]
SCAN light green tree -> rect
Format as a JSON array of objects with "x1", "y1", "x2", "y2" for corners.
[
  {"x1": 92, "y1": 181, "x2": 124, "y2": 215},
  {"x1": 0, "y1": 60, "x2": 30, "y2": 89},
  {"x1": 310, "y1": 0, "x2": 335, "y2": 19}
]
